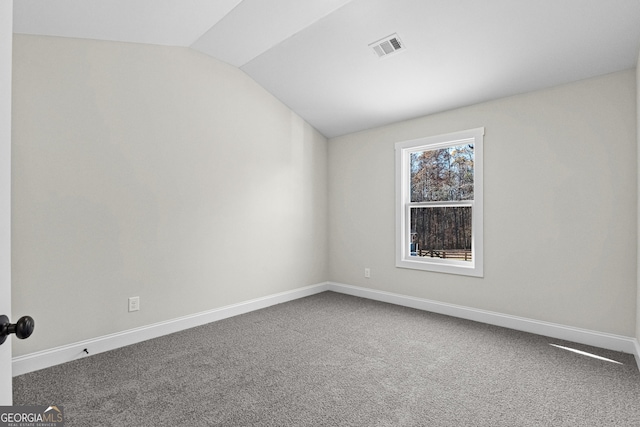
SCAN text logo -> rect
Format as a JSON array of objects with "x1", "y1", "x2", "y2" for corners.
[{"x1": 0, "y1": 405, "x2": 64, "y2": 427}]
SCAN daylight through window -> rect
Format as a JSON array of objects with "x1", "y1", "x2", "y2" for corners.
[{"x1": 395, "y1": 128, "x2": 483, "y2": 276}]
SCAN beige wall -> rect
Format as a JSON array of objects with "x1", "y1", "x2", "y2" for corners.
[
  {"x1": 637, "y1": 53, "x2": 640, "y2": 343},
  {"x1": 11, "y1": 35, "x2": 328, "y2": 356},
  {"x1": 329, "y1": 70, "x2": 637, "y2": 336}
]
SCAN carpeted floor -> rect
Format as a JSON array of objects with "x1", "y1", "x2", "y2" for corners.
[{"x1": 13, "y1": 291, "x2": 640, "y2": 426}]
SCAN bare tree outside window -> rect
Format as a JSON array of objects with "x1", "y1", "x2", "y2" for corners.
[
  {"x1": 395, "y1": 127, "x2": 483, "y2": 277},
  {"x1": 410, "y1": 145, "x2": 474, "y2": 203},
  {"x1": 409, "y1": 145, "x2": 474, "y2": 262}
]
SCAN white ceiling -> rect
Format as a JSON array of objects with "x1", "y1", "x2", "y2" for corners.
[{"x1": 13, "y1": 0, "x2": 640, "y2": 138}]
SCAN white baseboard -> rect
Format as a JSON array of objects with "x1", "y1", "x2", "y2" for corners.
[
  {"x1": 12, "y1": 283, "x2": 329, "y2": 376},
  {"x1": 14, "y1": 281, "x2": 640, "y2": 376},
  {"x1": 327, "y1": 282, "x2": 640, "y2": 371}
]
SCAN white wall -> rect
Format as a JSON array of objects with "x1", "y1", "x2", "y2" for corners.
[
  {"x1": 10, "y1": 33, "x2": 638, "y2": 358},
  {"x1": 637, "y1": 53, "x2": 640, "y2": 344},
  {"x1": 329, "y1": 70, "x2": 637, "y2": 336},
  {"x1": 1, "y1": 0, "x2": 13, "y2": 404},
  {"x1": 11, "y1": 35, "x2": 328, "y2": 356}
]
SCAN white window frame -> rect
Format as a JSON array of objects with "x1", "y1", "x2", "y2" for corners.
[{"x1": 395, "y1": 127, "x2": 484, "y2": 277}]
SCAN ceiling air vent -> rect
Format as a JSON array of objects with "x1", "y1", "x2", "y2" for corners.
[{"x1": 369, "y1": 33, "x2": 405, "y2": 58}]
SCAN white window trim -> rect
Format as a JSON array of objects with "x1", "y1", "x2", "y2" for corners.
[{"x1": 395, "y1": 127, "x2": 484, "y2": 277}]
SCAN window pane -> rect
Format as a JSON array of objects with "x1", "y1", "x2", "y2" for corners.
[
  {"x1": 410, "y1": 144, "x2": 474, "y2": 202},
  {"x1": 410, "y1": 206, "x2": 472, "y2": 262}
]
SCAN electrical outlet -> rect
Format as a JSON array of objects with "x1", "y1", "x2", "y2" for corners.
[
  {"x1": 128, "y1": 296, "x2": 140, "y2": 312},
  {"x1": 364, "y1": 268, "x2": 371, "y2": 278}
]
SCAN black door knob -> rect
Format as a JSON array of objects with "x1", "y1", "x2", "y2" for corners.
[{"x1": 0, "y1": 315, "x2": 35, "y2": 345}]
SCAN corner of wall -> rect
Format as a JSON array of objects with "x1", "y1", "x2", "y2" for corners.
[
  {"x1": 11, "y1": 37, "x2": 330, "y2": 357},
  {"x1": 636, "y1": 51, "x2": 640, "y2": 359}
]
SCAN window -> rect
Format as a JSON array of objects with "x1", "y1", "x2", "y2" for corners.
[{"x1": 395, "y1": 128, "x2": 483, "y2": 277}]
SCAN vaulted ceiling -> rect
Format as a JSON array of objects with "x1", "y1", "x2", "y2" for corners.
[{"x1": 13, "y1": 0, "x2": 640, "y2": 138}]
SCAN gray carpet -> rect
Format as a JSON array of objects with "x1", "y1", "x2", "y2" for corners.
[{"x1": 13, "y1": 292, "x2": 640, "y2": 426}]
